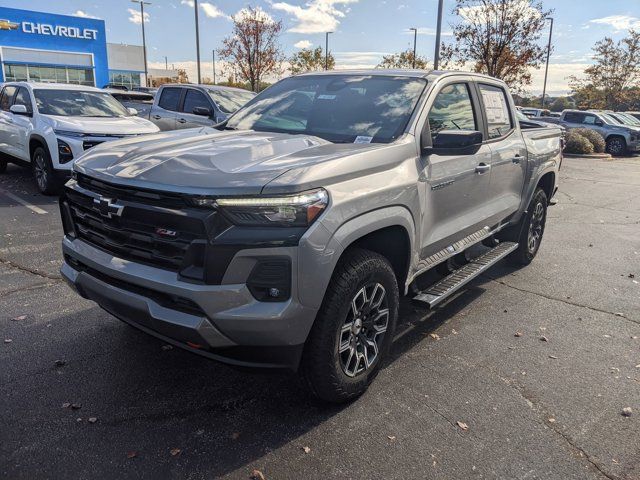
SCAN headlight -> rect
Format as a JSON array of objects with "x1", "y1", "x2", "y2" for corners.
[
  {"x1": 192, "y1": 189, "x2": 329, "y2": 227},
  {"x1": 57, "y1": 139, "x2": 74, "y2": 164},
  {"x1": 54, "y1": 129, "x2": 85, "y2": 138}
]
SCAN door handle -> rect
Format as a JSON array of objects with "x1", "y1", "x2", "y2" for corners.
[
  {"x1": 475, "y1": 163, "x2": 491, "y2": 174},
  {"x1": 512, "y1": 154, "x2": 524, "y2": 164},
  {"x1": 177, "y1": 118, "x2": 187, "y2": 124},
  {"x1": 152, "y1": 115, "x2": 161, "y2": 120}
]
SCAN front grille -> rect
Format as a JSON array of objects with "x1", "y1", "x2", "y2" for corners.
[
  {"x1": 65, "y1": 181, "x2": 212, "y2": 273},
  {"x1": 77, "y1": 173, "x2": 187, "y2": 209}
]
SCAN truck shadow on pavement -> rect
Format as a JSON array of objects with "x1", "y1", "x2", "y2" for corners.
[{"x1": 36, "y1": 276, "x2": 496, "y2": 478}]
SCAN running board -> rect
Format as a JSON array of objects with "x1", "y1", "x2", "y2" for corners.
[{"x1": 413, "y1": 242, "x2": 518, "y2": 308}]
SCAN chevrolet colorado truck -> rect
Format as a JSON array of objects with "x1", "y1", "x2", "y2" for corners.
[{"x1": 59, "y1": 71, "x2": 561, "y2": 402}]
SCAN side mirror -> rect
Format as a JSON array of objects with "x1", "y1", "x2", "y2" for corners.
[
  {"x1": 10, "y1": 104, "x2": 29, "y2": 116},
  {"x1": 193, "y1": 106, "x2": 211, "y2": 117},
  {"x1": 422, "y1": 130, "x2": 484, "y2": 155},
  {"x1": 594, "y1": 120, "x2": 604, "y2": 126},
  {"x1": 127, "y1": 107, "x2": 138, "y2": 116}
]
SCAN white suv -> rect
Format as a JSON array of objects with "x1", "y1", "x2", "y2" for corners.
[{"x1": 0, "y1": 82, "x2": 159, "y2": 194}]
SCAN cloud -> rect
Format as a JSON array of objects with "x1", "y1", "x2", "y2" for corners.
[
  {"x1": 404, "y1": 27, "x2": 453, "y2": 36},
  {"x1": 271, "y1": 0, "x2": 358, "y2": 34},
  {"x1": 234, "y1": 6, "x2": 275, "y2": 23},
  {"x1": 181, "y1": 0, "x2": 230, "y2": 19},
  {"x1": 73, "y1": 10, "x2": 99, "y2": 19},
  {"x1": 589, "y1": 15, "x2": 640, "y2": 32},
  {"x1": 333, "y1": 51, "x2": 390, "y2": 68},
  {"x1": 294, "y1": 40, "x2": 313, "y2": 49},
  {"x1": 527, "y1": 63, "x2": 590, "y2": 95},
  {"x1": 127, "y1": 8, "x2": 150, "y2": 24},
  {"x1": 459, "y1": 0, "x2": 541, "y2": 23}
]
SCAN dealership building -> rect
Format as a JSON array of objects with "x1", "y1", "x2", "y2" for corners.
[{"x1": 0, "y1": 6, "x2": 176, "y2": 88}]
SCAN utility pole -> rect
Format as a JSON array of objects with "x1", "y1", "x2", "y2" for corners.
[
  {"x1": 212, "y1": 49, "x2": 216, "y2": 84},
  {"x1": 434, "y1": 0, "x2": 444, "y2": 70},
  {"x1": 541, "y1": 17, "x2": 554, "y2": 109},
  {"x1": 325, "y1": 32, "x2": 332, "y2": 70},
  {"x1": 409, "y1": 27, "x2": 418, "y2": 68},
  {"x1": 194, "y1": 0, "x2": 201, "y2": 83},
  {"x1": 164, "y1": 56, "x2": 168, "y2": 70},
  {"x1": 131, "y1": 1, "x2": 151, "y2": 86}
]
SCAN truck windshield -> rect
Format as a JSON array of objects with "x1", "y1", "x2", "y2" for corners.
[
  {"x1": 225, "y1": 75, "x2": 427, "y2": 143},
  {"x1": 34, "y1": 89, "x2": 130, "y2": 117},
  {"x1": 207, "y1": 89, "x2": 256, "y2": 114}
]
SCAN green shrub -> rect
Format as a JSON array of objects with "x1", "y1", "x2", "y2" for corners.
[
  {"x1": 564, "y1": 131, "x2": 594, "y2": 155},
  {"x1": 573, "y1": 128, "x2": 606, "y2": 153}
]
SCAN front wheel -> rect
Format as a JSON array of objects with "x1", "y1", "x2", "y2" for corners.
[
  {"x1": 606, "y1": 136, "x2": 627, "y2": 156},
  {"x1": 301, "y1": 249, "x2": 399, "y2": 403},
  {"x1": 507, "y1": 188, "x2": 548, "y2": 266},
  {"x1": 31, "y1": 146, "x2": 58, "y2": 195}
]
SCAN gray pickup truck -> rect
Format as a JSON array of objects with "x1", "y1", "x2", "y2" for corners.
[
  {"x1": 59, "y1": 70, "x2": 561, "y2": 402},
  {"x1": 146, "y1": 84, "x2": 255, "y2": 131},
  {"x1": 558, "y1": 109, "x2": 640, "y2": 155}
]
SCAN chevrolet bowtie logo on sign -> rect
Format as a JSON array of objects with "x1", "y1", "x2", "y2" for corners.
[
  {"x1": 93, "y1": 197, "x2": 124, "y2": 219},
  {"x1": 0, "y1": 19, "x2": 19, "y2": 31}
]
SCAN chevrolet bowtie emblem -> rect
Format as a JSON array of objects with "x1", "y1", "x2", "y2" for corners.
[{"x1": 93, "y1": 197, "x2": 124, "y2": 218}]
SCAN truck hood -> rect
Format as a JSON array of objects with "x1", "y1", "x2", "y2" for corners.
[
  {"x1": 42, "y1": 114, "x2": 159, "y2": 135},
  {"x1": 74, "y1": 128, "x2": 386, "y2": 195}
]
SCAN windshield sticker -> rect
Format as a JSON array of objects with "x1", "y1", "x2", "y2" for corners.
[
  {"x1": 317, "y1": 94, "x2": 337, "y2": 100},
  {"x1": 354, "y1": 136, "x2": 373, "y2": 144}
]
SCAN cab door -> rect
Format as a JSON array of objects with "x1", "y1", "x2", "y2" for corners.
[
  {"x1": 149, "y1": 87, "x2": 181, "y2": 131},
  {"x1": 419, "y1": 80, "x2": 493, "y2": 256},
  {"x1": 475, "y1": 82, "x2": 527, "y2": 223},
  {"x1": 176, "y1": 88, "x2": 216, "y2": 129}
]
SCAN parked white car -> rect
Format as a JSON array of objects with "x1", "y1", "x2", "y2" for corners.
[{"x1": 0, "y1": 82, "x2": 159, "y2": 194}]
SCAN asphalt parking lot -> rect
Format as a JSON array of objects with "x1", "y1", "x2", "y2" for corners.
[{"x1": 1, "y1": 156, "x2": 639, "y2": 480}]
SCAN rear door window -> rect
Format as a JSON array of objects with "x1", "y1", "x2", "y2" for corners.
[
  {"x1": 478, "y1": 84, "x2": 514, "y2": 139},
  {"x1": 427, "y1": 83, "x2": 477, "y2": 143},
  {"x1": 157, "y1": 87, "x2": 181, "y2": 111},
  {"x1": 0, "y1": 86, "x2": 17, "y2": 111},
  {"x1": 563, "y1": 112, "x2": 584, "y2": 123}
]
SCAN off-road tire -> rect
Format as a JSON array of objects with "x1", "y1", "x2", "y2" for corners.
[
  {"x1": 31, "y1": 146, "x2": 58, "y2": 195},
  {"x1": 606, "y1": 136, "x2": 627, "y2": 156},
  {"x1": 301, "y1": 248, "x2": 399, "y2": 403},
  {"x1": 503, "y1": 188, "x2": 548, "y2": 266}
]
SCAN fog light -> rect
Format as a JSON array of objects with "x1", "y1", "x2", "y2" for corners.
[{"x1": 269, "y1": 288, "x2": 281, "y2": 298}]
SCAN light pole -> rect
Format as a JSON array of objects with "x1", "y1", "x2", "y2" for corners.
[
  {"x1": 325, "y1": 32, "x2": 332, "y2": 70},
  {"x1": 164, "y1": 56, "x2": 168, "y2": 70},
  {"x1": 194, "y1": 0, "x2": 202, "y2": 83},
  {"x1": 212, "y1": 49, "x2": 216, "y2": 84},
  {"x1": 131, "y1": 1, "x2": 150, "y2": 86},
  {"x1": 541, "y1": 17, "x2": 554, "y2": 109},
  {"x1": 434, "y1": 0, "x2": 444, "y2": 70},
  {"x1": 409, "y1": 27, "x2": 417, "y2": 68}
]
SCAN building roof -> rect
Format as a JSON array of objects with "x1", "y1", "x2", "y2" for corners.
[{"x1": 5, "y1": 81, "x2": 101, "y2": 91}]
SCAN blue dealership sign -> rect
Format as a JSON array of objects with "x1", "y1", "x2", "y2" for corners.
[{"x1": 0, "y1": 7, "x2": 108, "y2": 86}]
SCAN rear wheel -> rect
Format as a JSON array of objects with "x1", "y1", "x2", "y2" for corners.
[
  {"x1": 606, "y1": 136, "x2": 626, "y2": 156},
  {"x1": 31, "y1": 146, "x2": 58, "y2": 195},
  {"x1": 301, "y1": 248, "x2": 399, "y2": 403},
  {"x1": 503, "y1": 188, "x2": 548, "y2": 266}
]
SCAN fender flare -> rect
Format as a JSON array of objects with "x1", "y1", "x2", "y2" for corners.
[{"x1": 297, "y1": 206, "x2": 416, "y2": 309}]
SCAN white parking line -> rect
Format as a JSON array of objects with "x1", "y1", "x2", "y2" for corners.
[{"x1": 0, "y1": 188, "x2": 48, "y2": 215}]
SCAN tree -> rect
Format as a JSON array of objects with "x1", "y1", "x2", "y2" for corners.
[
  {"x1": 289, "y1": 47, "x2": 334, "y2": 74},
  {"x1": 176, "y1": 68, "x2": 189, "y2": 84},
  {"x1": 377, "y1": 49, "x2": 429, "y2": 69},
  {"x1": 443, "y1": 0, "x2": 552, "y2": 92},
  {"x1": 569, "y1": 31, "x2": 640, "y2": 110},
  {"x1": 218, "y1": 6, "x2": 284, "y2": 92},
  {"x1": 549, "y1": 96, "x2": 573, "y2": 112}
]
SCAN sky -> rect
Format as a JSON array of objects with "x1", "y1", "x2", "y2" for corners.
[{"x1": 3, "y1": 0, "x2": 640, "y2": 95}]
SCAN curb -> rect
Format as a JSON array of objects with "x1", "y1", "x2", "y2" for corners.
[{"x1": 563, "y1": 153, "x2": 613, "y2": 159}]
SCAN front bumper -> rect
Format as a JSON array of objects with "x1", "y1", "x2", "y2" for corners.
[{"x1": 61, "y1": 236, "x2": 318, "y2": 370}]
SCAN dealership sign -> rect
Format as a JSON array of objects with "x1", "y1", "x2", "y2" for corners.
[{"x1": 0, "y1": 18, "x2": 98, "y2": 40}]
